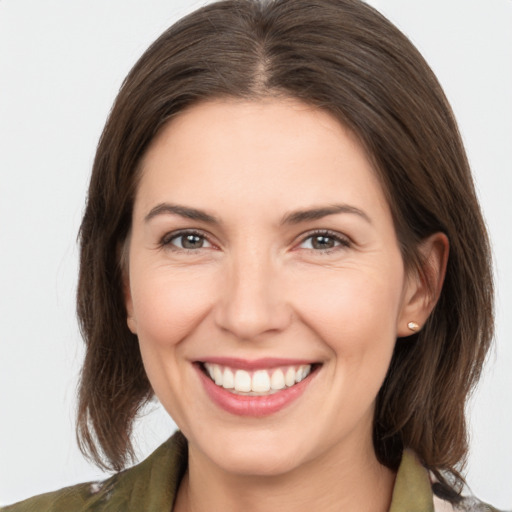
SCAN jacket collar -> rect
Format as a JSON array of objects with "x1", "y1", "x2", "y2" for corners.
[{"x1": 389, "y1": 449, "x2": 434, "y2": 511}]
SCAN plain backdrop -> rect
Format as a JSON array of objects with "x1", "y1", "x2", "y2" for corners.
[{"x1": 0, "y1": 0, "x2": 511, "y2": 508}]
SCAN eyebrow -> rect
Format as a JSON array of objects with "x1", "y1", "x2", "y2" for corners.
[
  {"x1": 144, "y1": 202, "x2": 371, "y2": 225},
  {"x1": 281, "y1": 204, "x2": 372, "y2": 225},
  {"x1": 145, "y1": 204, "x2": 221, "y2": 224}
]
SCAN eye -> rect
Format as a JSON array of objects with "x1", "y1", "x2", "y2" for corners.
[
  {"x1": 298, "y1": 231, "x2": 350, "y2": 251},
  {"x1": 162, "y1": 230, "x2": 213, "y2": 251}
]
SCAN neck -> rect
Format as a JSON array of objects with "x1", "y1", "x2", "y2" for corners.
[{"x1": 174, "y1": 436, "x2": 396, "y2": 512}]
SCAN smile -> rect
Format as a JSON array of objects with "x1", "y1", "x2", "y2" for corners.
[
  {"x1": 195, "y1": 359, "x2": 320, "y2": 417},
  {"x1": 203, "y1": 362, "x2": 313, "y2": 395}
]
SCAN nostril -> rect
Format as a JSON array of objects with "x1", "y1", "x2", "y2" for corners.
[{"x1": 213, "y1": 299, "x2": 293, "y2": 341}]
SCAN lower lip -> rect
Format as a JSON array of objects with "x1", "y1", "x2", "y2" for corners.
[{"x1": 195, "y1": 364, "x2": 317, "y2": 417}]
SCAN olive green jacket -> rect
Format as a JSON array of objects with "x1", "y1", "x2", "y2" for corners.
[{"x1": 1, "y1": 431, "x2": 501, "y2": 511}]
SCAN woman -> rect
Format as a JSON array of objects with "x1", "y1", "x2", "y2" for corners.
[{"x1": 1, "y1": 0, "x2": 505, "y2": 510}]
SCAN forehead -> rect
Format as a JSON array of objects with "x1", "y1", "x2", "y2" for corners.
[{"x1": 135, "y1": 98, "x2": 390, "y2": 222}]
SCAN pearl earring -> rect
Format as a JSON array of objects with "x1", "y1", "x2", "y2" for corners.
[{"x1": 407, "y1": 321, "x2": 420, "y2": 332}]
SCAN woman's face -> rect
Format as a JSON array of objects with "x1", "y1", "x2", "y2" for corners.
[{"x1": 125, "y1": 98, "x2": 419, "y2": 476}]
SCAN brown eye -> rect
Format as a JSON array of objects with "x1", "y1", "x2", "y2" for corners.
[
  {"x1": 164, "y1": 231, "x2": 212, "y2": 250},
  {"x1": 299, "y1": 231, "x2": 350, "y2": 251},
  {"x1": 311, "y1": 235, "x2": 337, "y2": 250}
]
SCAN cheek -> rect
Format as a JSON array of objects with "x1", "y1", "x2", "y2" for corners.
[
  {"x1": 292, "y1": 269, "x2": 403, "y2": 421},
  {"x1": 291, "y1": 265, "x2": 404, "y2": 357},
  {"x1": 129, "y1": 265, "x2": 217, "y2": 346}
]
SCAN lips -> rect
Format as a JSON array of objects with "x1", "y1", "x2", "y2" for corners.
[{"x1": 195, "y1": 358, "x2": 320, "y2": 416}]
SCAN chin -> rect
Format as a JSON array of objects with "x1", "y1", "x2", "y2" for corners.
[
  {"x1": 211, "y1": 443, "x2": 307, "y2": 477},
  {"x1": 187, "y1": 421, "x2": 322, "y2": 478}
]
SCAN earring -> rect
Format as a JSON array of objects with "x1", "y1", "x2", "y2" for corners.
[{"x1": 407, "y1": 321, "x2": 420, "y2": 332}]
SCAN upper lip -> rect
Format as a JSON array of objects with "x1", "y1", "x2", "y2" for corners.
[{"x1": 196, "y1": 357, "x2": 319, "y2": 371}]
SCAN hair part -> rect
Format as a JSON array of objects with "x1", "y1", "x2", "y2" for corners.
[{"x1": 76, "y1": 0, "x2": 493, "y2": 497}]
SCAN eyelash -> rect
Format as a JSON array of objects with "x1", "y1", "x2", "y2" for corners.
[
  {"x1": 160, "y1": 229, "x2": 212, "y2": 251},
  {"x1": 297, "y1": 229, "x2": 351, "y2": 253},
  {"x1": 159, "y1": 229, "x2": 351, "y2": 254}
]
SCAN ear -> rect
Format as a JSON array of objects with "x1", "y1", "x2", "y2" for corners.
[
  {"x1": 124, "y1": 280, "x2": 138, "y2": 335},
  {"x1": 397, "y1": 232, "x2": 449, "y2": 337},
  {"x1": 119, "y1": 239, "x2": 138, "y2": 335}
]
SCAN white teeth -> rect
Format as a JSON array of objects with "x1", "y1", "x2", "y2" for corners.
[
  {"x1": 252, "y1": 370, "x2": 270, "y2": 392},
  {"x1": 203, "y1": 363, "x2": 314, "y2": 394},
  {"x1": 234, "y1": 370, "x2": 252, "y2": 392},
  {"x1": 270, "y1": 369, "x2": 285, "y2": 390},
  {"x1": 295, "y1": 365, "x2": 311, "y2": 383},
  {"x1": 285, "y1": 367, "x2": 296, "y2": 387},
  {"x1": 222, "y1": 368, "x2": 234, "y2": 389},
  {"x1": 213, "y1": 365, "x2": 223, "y2": 386}
]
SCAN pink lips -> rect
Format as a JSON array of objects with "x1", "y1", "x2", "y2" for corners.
[{"x1": 195, "y1": 358, "x2": 318, "y2": 417}]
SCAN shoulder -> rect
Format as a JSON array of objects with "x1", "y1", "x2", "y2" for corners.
[
  {"x1": 396, "y1": 450, "x2": 505, "y2": 512},
  {"x1": 434, "y1": 494, "x2": 505, "y2": 512},
  {"x1": 0, "y1": 431, "x2": 188, "y2": 512},
  {"x1": 431, "y1": 475, "x2": 505, "y2": 512},
  {"x1": 0, "y1": 481, "x2": 97, "y2": 512},
  {"x1": 455, "y1": 497, "x2": 505, "y2": 512}
]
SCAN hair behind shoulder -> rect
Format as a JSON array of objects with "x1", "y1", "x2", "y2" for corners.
[{"x1": 76, "y1": 0, "x2": 493, "y2": 497}]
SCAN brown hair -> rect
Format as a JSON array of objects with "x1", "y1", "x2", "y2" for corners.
[{"x1": 76, "y1": 0, "x2": 493, "y2": 498}]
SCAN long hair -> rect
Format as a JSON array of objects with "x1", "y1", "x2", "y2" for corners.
[{"x1": 76, "y1": 0, "x2": 493, "y2": 497}]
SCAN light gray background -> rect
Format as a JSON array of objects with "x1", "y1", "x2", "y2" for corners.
[{"x1": 1, "y1": 0, "x2": 511, "y2": 508}]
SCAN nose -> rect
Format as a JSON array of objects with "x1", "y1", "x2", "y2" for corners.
[{"x1": 214, "y1": 248, "x2": 292, "y2": 341}]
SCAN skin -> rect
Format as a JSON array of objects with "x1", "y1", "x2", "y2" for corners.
[{"x1": 124, "y1": 98, "x2": 447, "y2": 512}]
